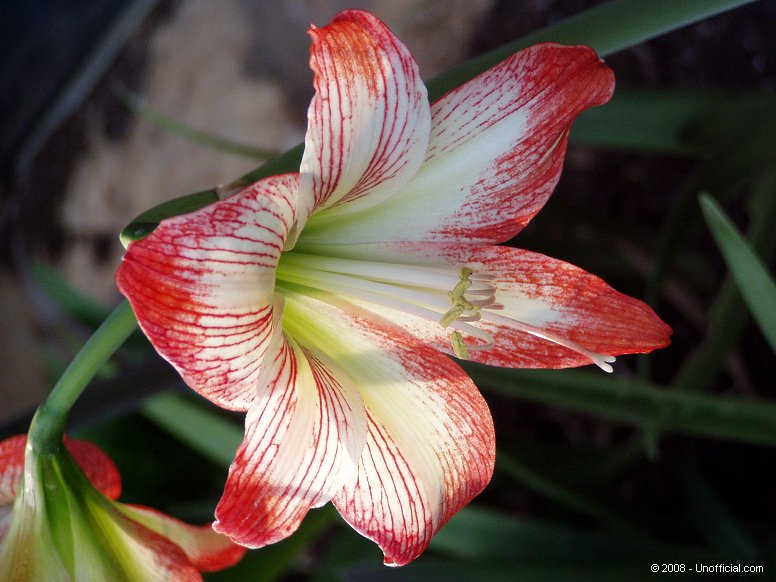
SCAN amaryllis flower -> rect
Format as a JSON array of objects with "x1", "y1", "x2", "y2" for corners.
[
  {"x1": 116, "y1": 10, "x2": 671, "y2": 566},
  {"x1": 0, "y1": 434, "x2": 245, "y2": 580}
]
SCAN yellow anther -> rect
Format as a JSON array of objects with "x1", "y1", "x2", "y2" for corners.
[
  {"x1": 440, "y1": 268, "x2": 478, "y2": 328},
  {"x1": 450, "y1": 331, "x2": 469, "y2": 359},
  {"x1": 449, "y1": 267, "x2": 473, "y2": 299},
  {"x1": 440, "y1": 305, "x2": 466, "y2": 328}
]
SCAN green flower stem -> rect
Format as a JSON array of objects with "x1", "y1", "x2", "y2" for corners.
[{"x1": 28, "y1": 300, "x2": 137, "y2": 455}]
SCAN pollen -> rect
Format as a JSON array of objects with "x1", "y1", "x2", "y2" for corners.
[
  {"x1": 441, "y1": 267, "x2": 497, "y2": 358},
  {"x1": 440, "y1": 268, "x2": 478, "y2": 328},
  {"x1": 450, "y1": 331, "x2": 469, "y2": 359}
]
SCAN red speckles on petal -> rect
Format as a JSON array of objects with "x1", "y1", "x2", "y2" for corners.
[{"x1": 299, "y1": 43, "x2": 614, "y2": 248}]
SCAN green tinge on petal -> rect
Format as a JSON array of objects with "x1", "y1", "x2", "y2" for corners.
[
  {"x1": 0, "y1": 447, "x2": 201, "y2": 582},
  {"x1": 0, "y1": 455, "x2": 70, "y2": 581}
]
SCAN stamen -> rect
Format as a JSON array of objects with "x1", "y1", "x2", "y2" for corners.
[
  {"x1": 481, "y1": 311, "x2": 616, "y2": 372},
  {"x1": 466, "y1": 289, "x2": 497, "y2": 296},
  {"x1": 450, "y1": 331, "x2": 469, "y2": 359},
  {"x1": 458, "y1": 313, "x2": 482, "y2": 322},
  {"x1": 281, "y1": 253, "x2": 466, "y2": 289},
  {"x1": 441, "y1": 267, "x2": 498, "y2": 357},
  {"x1": 467, "y1": 297, "x2": 496, "y2": 307},
  {"x1": 276, "y1": 265, "x2": 492, "y2": 343},
  {"x1": 440, "y1": 305, "x2": 468, "y2": 328},
  {"x1": 441, "y1": 267, "x2": 480, "y2": 330}
]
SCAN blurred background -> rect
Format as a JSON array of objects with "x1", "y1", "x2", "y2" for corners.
[{"x1": 1, "y1": 0, "x2": 775, "y2": 580}]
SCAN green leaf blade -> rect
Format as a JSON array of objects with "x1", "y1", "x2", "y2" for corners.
[{"x1": 699, "y1": 193, "x2": 776, "y2": 353}]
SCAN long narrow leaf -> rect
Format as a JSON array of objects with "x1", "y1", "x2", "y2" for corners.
[
  {"x1": 497, "y1": 451, "x2": 641, "y2": 534},
  {"x1": 142, "y1": 393, "x2": 242, "y2": 467},
  {"x1": 699, "y1": 194, "x2": 776, "y2": 354},
  {"x1": 465, "y1": 365, "x2": 776, "y2": 448},
  {"x1": 117, "y1": 87, "x2": 280, "y2": 160},
  {"x1": 431, "y1": 506, "x2": 712, "y2": 562},
  {"x1": 430, "y1": 0, "x2": 757, "y2": 99}
]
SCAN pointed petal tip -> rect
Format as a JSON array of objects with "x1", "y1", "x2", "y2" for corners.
[{"x1": 301, "y1": 6, "x2": 430, "y2": 217}]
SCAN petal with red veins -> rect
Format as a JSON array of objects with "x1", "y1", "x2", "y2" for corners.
[
  {"x1": 116, "y1": 504, "x2": 246, "y2": 573},
  {"x1": 73, "y1": 506, "x2": 205, "y2": 582},
  {"x1": 299, "y1": 9, "x2": 430, "y2": 225},
  {"x1": 64, "y1": 437, "x2": 122, "y2": 500},
  {"x1": 281, "y1": 293, "x2": 495, "y2": 566},
  {"x1": 213, "y1": 327, "x2": 367, "y2": 548},
  {"x1": 116, "y1": 174, "x2": 301, "y2": 411},
  {"x1": 318, "y1": 243, "x2": 671, "y2": 369},
  {"x1": 300, "y1": 43, "x2": 614, "y2": 248},
  {"x1": 0, "y1": 435, "x2": 121, "y2": 506},
  {"x1": 437, "y1": 245, "x2": 671, "y2": 367},
  {"x1": 0, "y1": 435, "x2": 25, "y2": 507}
]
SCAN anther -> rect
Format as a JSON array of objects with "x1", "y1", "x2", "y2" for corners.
[{"x1": 450, "y1": 331, "x2": 469, "y2": 359}]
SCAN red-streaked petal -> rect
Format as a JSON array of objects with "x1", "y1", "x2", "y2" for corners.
[
  {"x1": 116, "y1": 174, "x2": 301, "y2": 411},
  {"x1": 282, "y1": 293, "x2": 495, "y2": 566},
  {"x1": 299, "y1": 9, "x2": 430, "y2": 225},
  {"x1": 214, "y1": 329, "x2": 367, "y2": 547},
  {"x1": 299, "y1": 43, "x2": 613, "y2": 248},
  {"x1": 322, "y1": 243, "x2": 671, "y2": 369},
  {"x1": 79, "y1": 507, "x2": 204, "y2": 581},
  {"x1": 0, "y1": 435, "x2": 25, "y2": 506},
  {"x1": 116, "y1": 504, "x2": 246, "y2": 573},
  {"x1": 460, "y1": 246, "x2": 671, "y2": 367},
  {"x1": 64, "y1": 437, "x2": 122, "y2": 500},
  {"x1": 0, "y1": 435, "x2": 121, "y2": 505}
]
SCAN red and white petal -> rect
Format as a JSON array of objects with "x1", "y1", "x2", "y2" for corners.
[
  {"x1": 283, "y1": 293, "x2": 495, "y2": 566},
  {"x1": 435, "y1": 245, "x2": 671, "y2": 367},
  {"x1": 116, "y1": 504, "x2": 246, "y2": 573},
  {"x1": 213, "y1": 329, "x2": 367, "y2": 547},
  {"x1": 116, "y1": 174, "x2": 301, "y2": 411},
  {"x1": 73, "y1": 506, "x2": 206, "y2": 581},
  {"x1": 300, "y1": 43, "x2": 614, "y2": 248},
  {"x1": 64, "y1": 437, "x2": 122, "y2": 500},
  {"x1": 0, "y1": 435, "x2": 121, "y2": 507},
  {"x1": 0, "y1": 435, "x2": 25, "y2": 507},
  {"x1": 298, "y1": 10, "x2": 430, "y2": 226},
  {"x1": 324, "y1": 243, "x2": 671, "y2": 369}
]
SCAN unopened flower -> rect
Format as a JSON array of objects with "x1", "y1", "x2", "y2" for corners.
[
  {"x1": 0, "y1": 434, "x2": 245, "y2": 580},
  {"x1": 117, "y1": 10, "x2": 670, "y2": 565}
]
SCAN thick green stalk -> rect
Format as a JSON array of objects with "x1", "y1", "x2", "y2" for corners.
[{"x1": 28, "y1": 301, "x2": 137, "y2": 454}]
